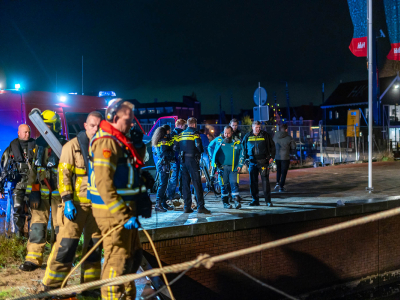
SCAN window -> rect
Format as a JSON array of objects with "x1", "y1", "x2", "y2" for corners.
[
  {"x1": 149, "y1": 119, "x2": 157, "y2": 124},
  {"x1": 138, "y1": 108, "x2": 146, "y2": 115},
  {"x1": 139, "y1": 119, "x2": 148, "y2": 123},
  {"x1": 329, "y1": 111, "x2": 333, "y2": 119},
  {"x1": 156, "y1": 107, "x2": 164, "y2": 114},
  {"x1": 296, "y1": 131, "x2": 300, "y2": 138},
  {"x1": 335, "y1": 111, "x2": 339, "y2": 119},
  {"x1": 365, "y1": 108, "x2": 369, "y2": 119},
  {"x1": 147, "y1": 108, "x2": 155, "y2": 114},
  {"x1": 190, "y1": 108, "x2": 194, "y2": 116},
  {"x1": 165, "y1": 107, "x2": 173, "y2": 114}
]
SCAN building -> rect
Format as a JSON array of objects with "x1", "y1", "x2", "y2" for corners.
[
  {"x1": 128, "y1": 95, "x2": 201, "y2": 125},
  {"x1": 321, "y1": 75, "x2": 400, "y2": 149}
]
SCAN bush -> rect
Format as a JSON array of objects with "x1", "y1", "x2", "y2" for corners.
[{"x1": 0, "y1": 235, "x2": 27, "y2": 267}]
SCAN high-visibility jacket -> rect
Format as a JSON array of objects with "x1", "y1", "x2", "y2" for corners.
[
  {"x1": 153, "y1": 135, "x2": 174, "y2": 162},
  {"x1": 241, "y1": 130, "x2": 276, "y2": 161},
  {"x1": 174, "y1": 127, "x2": 203, "y2": 155},
  {"x1": 87, "y1": 128, "x2": 146, "y2": 224},
  {"x1": 208, "y1": 136, "x2": 244, "y2": 171},
  {"x1": 58, "y1": 135, "x2": 90, "y2": 203}
]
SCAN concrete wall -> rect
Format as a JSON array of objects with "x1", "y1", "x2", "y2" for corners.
[{"x1": 142, "y1": 213, "x2": 400, "y2": 299}]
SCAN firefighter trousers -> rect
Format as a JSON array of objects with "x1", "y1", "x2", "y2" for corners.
[
  {"x1": 43, "y1": 203, "x2": 102, "y2": 288},
  {"x1": 95, "y1": 215, "x2": 142, "y2": 300},
  {"x1": 25, "y1": 187, "x2": 61, "y2": 266}
]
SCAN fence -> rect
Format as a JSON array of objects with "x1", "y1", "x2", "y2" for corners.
[{"x1": 139, "y1": 122, "x2": 395, "y2": 166}]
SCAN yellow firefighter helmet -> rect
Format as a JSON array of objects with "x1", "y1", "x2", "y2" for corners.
[{"x1": 41, "y1": 110, "x2": 61, "y2": 132}]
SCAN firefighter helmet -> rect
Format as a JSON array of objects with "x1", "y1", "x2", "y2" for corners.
[{"x1": 41, "y1": 110, "x2": 61, "y2": 132}]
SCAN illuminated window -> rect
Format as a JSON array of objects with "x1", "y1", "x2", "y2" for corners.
[
  {"x1": 329, "y1": 111, "x2": 332, "y2": 119},
  {"x1": 156, "y1": 107, "x2": 164, "y2": 114},
  {"x1": 138, "y1": 108, "x2": 146, "y2": 115},
  {"x1": 296, "y1": 131, "x2": 300, "y2": 138},
  {"x1": 335, "y1": 111, "x2": 339, "y2": 119},
  {"x1": 147, "y1": 108, "x2": 155, "y2": 114},
  {"x1": 165, "y1": 107, "x2": 173, "y2": 114}
]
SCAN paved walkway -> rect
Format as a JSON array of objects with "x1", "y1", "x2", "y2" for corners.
[{"x1": 141, "y1": 162, "x2": 400, "y2": 231}]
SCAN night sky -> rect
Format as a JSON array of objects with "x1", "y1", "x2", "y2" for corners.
[{"x1": 0, "y1": 0, "x2": 393, "y2": 115}]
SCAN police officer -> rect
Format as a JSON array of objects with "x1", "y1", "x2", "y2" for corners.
[
  {"x1": 88, "y1": 99, "x2": 147, "y2": 300},
  {"x1": 230, "y1": 118, "x2": 242, "y2": 142},
  {"x1": 20, "y1": 110, "x2": 67, "y2": 271},
  {"x1": 152, "y1": 126, "x2": 175, "y2": 212},
  {"x1": 42, "y1": 111, "x2": 103, "y2": 293},
  {"x1": 0, "y1": 124, "x2": 35, "y2": 236},
  {"x1": 166, "y1": 119, "x2": 186, "y2": 200},
  {"x1": 240, "y1": 121, "x2": 275, "y2": 207},
  {"x1": 175, "y1": 117, "x2": 211, "y2": 214},
  {"x1": 208, "y1": 126, "x2": 243, "y2": 209}
]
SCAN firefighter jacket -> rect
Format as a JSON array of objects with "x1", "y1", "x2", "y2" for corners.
[
  {"x1": 153, "y1": 135, "x2": 174, "y2": 163},
  {"x1": 26, "y1": 135, "x2": 67, "y2": 194},
  {"x1": 232, "y1": 129, "x2": 242, "y2": 142},
  {"x1": 174, "y1": 127, "x2": 203, "y2": 155},
  {"x1": 87, "y1": 121, "x2": 146, "y2": 225},
  {"x1": 58, "y1": 134, "x2": 90, "y2": 204},
  {"x1": 208, "y1": 136, "x2": 244, "y2": 171},
  {"x1": 241, "y1": 130, "x2": 276, "y2": 162}
]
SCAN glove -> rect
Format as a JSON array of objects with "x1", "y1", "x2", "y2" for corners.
[
  {"x1": 64, "y1": 200, "x2": 77, "y2": 221},
  {"x1": 29, "y1": 191, "x2": 41, "y2": 209},
  {"x1": 124, "y1": 216, "x2": 141, "y2": 229}
]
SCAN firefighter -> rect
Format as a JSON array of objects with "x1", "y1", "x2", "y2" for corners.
[
  {"x1": 42, "y1": 111, "x2": 103, "y2": 294},
  {"x1": 174, "y1": 117, "x2": 211, "y2": 214},
  {"x1": 152, "y1": 126, "x2": 175, "y2": 212},
  {"x1": 166, "y1": 119, "x2": 186, "y2": 201},
  {"x1": 208, "y1": 125, "x2": 243, "y2": 209},
  {"x1": 0, "y1": 124, "x2": 35, "y2": 236},
  {"x1": 240, "y1": 120, "x2": 276, "y2": 207},
  {"x1": 20, "y1": 110, "x2": 67, "y2": 272},
  {"x1": 87, "y1": 99, "x2": 147, "y2": 300}
]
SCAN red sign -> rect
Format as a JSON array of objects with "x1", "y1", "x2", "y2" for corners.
[{"x1": 349, "y1": 37, "x2": 367, "y2": 57}]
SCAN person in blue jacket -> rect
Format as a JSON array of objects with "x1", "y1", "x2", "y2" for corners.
[{"x1": 208, "y1": 125, "x2": 243, "y2": 209}]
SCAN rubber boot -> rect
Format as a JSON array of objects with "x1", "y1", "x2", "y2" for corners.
[
  {"x1": 222, "y1": 197, "x2": 232, "y2": 209},
  {"x1": 161, "y1": 198, "x2": 174, "y2": 211},
  {"x1": 249, "y1": 199, "x2": 260, "y2": 206},
  {"x1": 155, "y1": 201, "x2": 167, "y2": 212},
  {"x1": 233, "y1": 196, "x2": 242, "y2": 209},
  {"x1": 19, "y1": 261, "x2": 39, "y2": 272}
]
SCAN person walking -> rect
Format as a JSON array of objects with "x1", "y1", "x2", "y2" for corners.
[
  {"x1": 240, "y1": 121, "x2": 275, "y2": 207},
  {"x1": 273, "y1": 124, "x2": 296, "y2": 192}
]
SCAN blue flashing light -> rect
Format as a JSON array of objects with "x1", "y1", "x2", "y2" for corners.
[
  {"x1": 99, "y1": 91, "x2": 116, "y2": 97},
  {"x1": 59, "y1": 95, "x2": 67, "y2": 102},
  {"x1": 15, "y1": 84, "x2": 21, "y2": 90}
]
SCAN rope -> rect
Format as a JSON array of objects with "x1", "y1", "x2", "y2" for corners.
[
  {"x1": 142, "y1": 228, "x2": 175, "y2": 300},
  {"x1": 60, "y1": 225, "x2": 174, "y2": 299},
  {"x1": 12, "y1": 206, "x2": 400, "y2": 300}
]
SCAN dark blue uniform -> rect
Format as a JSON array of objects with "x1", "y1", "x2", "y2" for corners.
[
  {"x1": 175, "y1": 127, "x2": 209, "y2": 213},
  {"x1": 166, "y1": 127, "x2": 184, "y2": 199},
  {"x1": 241, "y1": 130, "x2": 276, "y2": 206},
  {"x1": 154, "y1": 135, "x2": 175, "y2": 210}
]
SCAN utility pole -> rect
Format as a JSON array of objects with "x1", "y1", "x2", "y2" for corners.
[{"x1": 367, "y1": 0, "x2": 374, "y2": 192}]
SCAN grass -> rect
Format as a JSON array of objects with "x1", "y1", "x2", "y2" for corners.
[
  {"x1": 0, "y1": 288, "x2": 14, "y2": 300},
  {"x1": 0, "y1": 235, "x2": 27, "y2": 268}
]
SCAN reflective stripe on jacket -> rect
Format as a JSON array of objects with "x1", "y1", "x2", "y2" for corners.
[
  {"x1": 58, "y1": 136, "x2": 90, "y2": 203},
  {"x1": 208, "y1": 136, "x2": 244, "y2": 171}
]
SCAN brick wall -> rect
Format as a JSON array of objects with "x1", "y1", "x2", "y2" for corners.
[{"x1": 142, "y1": 214, "x2": 400, "y2": 299}]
